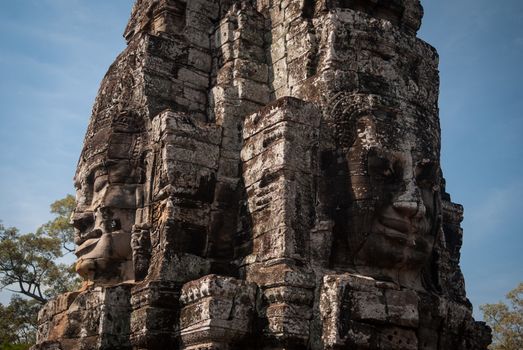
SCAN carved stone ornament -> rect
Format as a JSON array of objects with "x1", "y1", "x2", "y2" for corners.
[{"x1": 33, "y1": 1, "x2": 491, "y2": 349}]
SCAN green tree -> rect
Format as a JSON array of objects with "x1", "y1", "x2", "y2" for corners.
[
  {"x1": 0, "y1": 223, "x2": 79, "y2": 303},
  {"x1": 0, "y1": 295, "x2": 39, "y2": 349},
  {"x1": 0, "y1": 195, "x2": 80, "y2": 348},
  {"x1": 481, "y1": 282, "x2": 523, "y2": 350},
  {"x1": 0, "y1": 195, "x2": 79, "y2": 303},
  {"x1": 37, "y1": 194, "x2": 76, "y2": 253}
]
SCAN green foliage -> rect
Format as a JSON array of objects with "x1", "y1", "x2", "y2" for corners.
[
  {"x1": 0, "y1": 345, "x2": 32, "y2": 350},
  {"x1": 481, "y1": 282, "x2": 523, "y2": 350},
  {"x1": 0, "y1": 195, "x2": 80, "y2": 348},
  {"x1": 0, "y1": 344, "x2": 32, "y2": 350},
  {"x1": 0, "y1": 295, "x2": 39, "y2": 348},
  {"x1": 37, "y1": 194, "x2": 76, "y2": 253},
  {"x1": 0, "y1": 195, "x2": 80, "y2": 303},
  {"x1": 0, "y1": 224, "x2": 80, "y2": 304},
  {"x1": 0, "y1": 224, "x2": 60, "y2": 303}
]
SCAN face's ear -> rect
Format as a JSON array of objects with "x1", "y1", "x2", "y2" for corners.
[
  {"x1": 343, "y1": 114, "x2": 379, "y2": 188},
  {"x1": 350, "y1": 114, "x2": 379, "y2": 150}
]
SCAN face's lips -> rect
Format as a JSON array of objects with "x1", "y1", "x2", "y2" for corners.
[
  {"x1": 379, "y1": 216, "x2": 411, "y2": 235},
  {"x1": 374, "y1": 214, "x2": 431, "y2": 248},
  {"x1": 375, "y1": 222, "x2": 408, "y2": 239},
  {"x1": 75, "y1": 237, "x2": 100, "y2": 256},
  {"x1": 373, "y1": 217, "x2": 418, "y2": 247}
]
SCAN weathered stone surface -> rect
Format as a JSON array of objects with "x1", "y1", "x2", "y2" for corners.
[
  {"x1": 34, "y1": 0, "x2": 491, "y2": 349},
  {"x1": 35, "y1": 285, "x2": 131, "y2": 350},
  {"x1": 177, "y1": 274, "x2": 256, "y2": 349}
]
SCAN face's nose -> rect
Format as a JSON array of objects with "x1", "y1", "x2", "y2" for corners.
[
  {"x1": 392, "y1": 178, "x2": 426, "y2": 218},
  {"x1": 393, "y1": 200, "x2": 421, "y2": 217}
]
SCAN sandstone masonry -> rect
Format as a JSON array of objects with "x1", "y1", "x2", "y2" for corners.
[{"x1": 33, "y1": 1, "x2": 491, "y2": 349}]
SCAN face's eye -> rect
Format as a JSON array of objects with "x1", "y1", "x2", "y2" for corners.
[
  {"x1": 71, "y1": 212, "x2": 94, "y2": 232},
  {"x1": 74, "y1": 179, "x2": 82, "y2": 191},
  {"x1": 93, "y1": 176, "x2": 108, "y2": 193},
  {"x1": 415, "y1": 161, "x2": 438, "y2": 189},
  {"x1": 382, "y1": 166, "x2": 393, "y2": 178},
  {"x1": 368, "y1": 150, "x2": 399, "y2": 182}
]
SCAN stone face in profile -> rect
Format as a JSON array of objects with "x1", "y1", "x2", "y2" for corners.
[
  {"x1": 33, "y1": 1, "x2": 491, "y2": 349},
  {"x1": 71, "y1": 110, "x2": 146, "y2": 285},
  {"x1": 72, "y1": 162, "x2": 137, "y2": 284}
]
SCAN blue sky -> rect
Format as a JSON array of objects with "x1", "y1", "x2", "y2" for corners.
[{"x1": 0, "y1": 0, "x2": 521, "y2": 317}]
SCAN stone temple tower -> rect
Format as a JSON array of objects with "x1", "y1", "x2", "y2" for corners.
[{"x1": 33, "y1": 1, "x2": 491, "y2": 349}]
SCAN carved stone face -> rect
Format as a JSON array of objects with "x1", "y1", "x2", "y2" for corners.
[
  {"x1": 72, "y1": 159, "x2": 140, "y2": 285},
  {"x1": 331, "y1": 112, "x2": 440, "y2": 289},
  {"x1": 131, "y1": 224, "x2": 151, "y2": 256}
]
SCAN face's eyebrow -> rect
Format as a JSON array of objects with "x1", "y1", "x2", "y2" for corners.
[
  {"x1": 369, "y1": 147, "x2": 403, "y2": 162},
  {"x1": 74, "y1": 176, "x2": 82, "y2": 189},
  {"x1": 74, "y1": 161, "x2": 109, "y2": 191}
]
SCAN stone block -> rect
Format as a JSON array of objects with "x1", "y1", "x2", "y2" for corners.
[
  {"x1": 377, "y1": 327, "x2": 418, "y2": 350},
  {"x1": 218, "y1": 38, "x2": 265, "y2": 65},
  {"x1": 241, "y1": 121, "x2": 318, "y2": 180},
  {"x1": 270, "y1": 57, "x2": 288, "y2": 91},
  {"x1": 243, "y1": 97, "x2": 321, "y2": 138},
  {"x1": 163, "y1": 139, "x2": 220, "y2": 170},
  {"x1": 236, "y1": 78, "x2": 271, "y2": 105},
  {"x1": 178, "y1": 275, "x2": 256, "y2": 348},
  {"x1": 270, "y1": 36, "x2": 287, "y2": 63},
  {"x1": 320, "y1": 273, "x2": 420, "y2": 347},
  {"x1": 384, "y1": 289, "x2": 419, "y2": 328}
]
